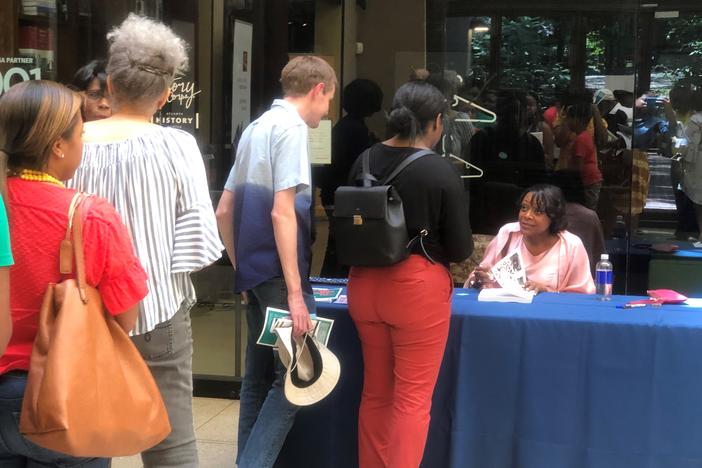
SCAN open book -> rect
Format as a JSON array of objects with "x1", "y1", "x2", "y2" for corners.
[{"x1": 478, "y1": 249, "x2": 535, "y2": 304}]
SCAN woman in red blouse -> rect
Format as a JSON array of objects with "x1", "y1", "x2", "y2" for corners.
[{"x1": 0, "y1": 81, "x2": 148, "y2": 466}]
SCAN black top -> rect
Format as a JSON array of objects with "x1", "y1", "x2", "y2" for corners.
[
  {"x1": 347, "y1": 143, "x2": 473, "y2": 265},
  {"x1": 470, "y1": 126, "x2": 546, "y2": 186}
]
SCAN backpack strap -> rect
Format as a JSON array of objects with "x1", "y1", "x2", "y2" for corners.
[
  {"x1": 380, "y1": 149, "x2": 434, "y2": 185},
  {"x1": 357, "y1": 149, "x2": 378, "y2": 188}
]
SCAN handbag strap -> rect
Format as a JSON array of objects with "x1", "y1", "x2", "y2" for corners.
[
  {"x1": 60, "y1": 192, "x2": 90, "y2": 304},
  {"x1": 358, "y1": 148, "x2": 434, "y2": 188}
]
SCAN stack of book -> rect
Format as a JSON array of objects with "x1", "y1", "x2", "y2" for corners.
[
  {"x1": 22, "y1": 0, "x2": 57, "y2": 16},
  {"x1": 18, "y1": 24, "x2": 54, "y2": 74}
]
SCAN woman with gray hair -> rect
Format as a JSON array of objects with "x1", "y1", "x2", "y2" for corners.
[{"x1": 69, "y1": 14, "x2": 223, "y2": 467}]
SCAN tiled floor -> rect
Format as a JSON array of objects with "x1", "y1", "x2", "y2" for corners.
[{"x1": 112, "y1": 397, "x2": 239, "y2": 468}]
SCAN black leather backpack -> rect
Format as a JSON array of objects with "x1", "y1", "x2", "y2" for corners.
[{"x1": 333, "y1": 148, "x2": 433, "y2": 267}]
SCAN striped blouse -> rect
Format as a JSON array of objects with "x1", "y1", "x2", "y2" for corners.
[{"x1": 69, "y1": 126, "x2": 223, "y2": 334}]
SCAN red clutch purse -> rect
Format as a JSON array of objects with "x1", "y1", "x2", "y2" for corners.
[
  {"x1": 646, "y1": 289, "x2": 688, "y2": 304},
  {"x1": 623, "y1": 289, "x2": 688, "y2": 308}
]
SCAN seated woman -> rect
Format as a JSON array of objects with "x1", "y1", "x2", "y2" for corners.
[{"x1": 465, "y1": 184, "x2": 595, "y2": 294}]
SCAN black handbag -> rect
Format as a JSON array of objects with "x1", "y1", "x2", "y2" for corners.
[{"x1": 333, "y1": 148, "x2": 433, "y2": 267}]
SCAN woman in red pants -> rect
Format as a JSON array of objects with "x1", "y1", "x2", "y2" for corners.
[{"x1": 347, "y1": 80, "x2": 473, "y2": 468}]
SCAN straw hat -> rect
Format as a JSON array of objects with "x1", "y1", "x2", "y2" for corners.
[{"x1": 275, "y1": 325, "x2": 341, "y2": 406}]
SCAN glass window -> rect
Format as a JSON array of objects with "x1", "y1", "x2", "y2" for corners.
[{"x1": 417, "y1": 0, "x2": 702, "y2": 295}]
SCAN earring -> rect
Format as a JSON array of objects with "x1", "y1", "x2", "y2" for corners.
[{"x1": 59, "y1": 153, "x2": 65, "y2": 159}]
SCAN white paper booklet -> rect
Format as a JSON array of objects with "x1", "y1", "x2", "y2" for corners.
[
  {"x1": 478, "y1": 248, "x2": 535, "y2": 303},
  {"x1": 478, "y1": 287, "x2": 534, "y2": 304},
  {"x1": 491, "y1": 248, "x2": 528, "y2": 289}
]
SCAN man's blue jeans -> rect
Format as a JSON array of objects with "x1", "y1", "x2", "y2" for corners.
[
  {"x1": 236, "y1": 278, "x2": 316, "y2": 468},
  {"x1": 0, "y1": 372, "x2": 109, "y2": 467}
]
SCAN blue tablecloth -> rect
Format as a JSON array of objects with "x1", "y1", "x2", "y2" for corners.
[{"x1": 278, "y1": 290, "x2": 702, "y2": 468}]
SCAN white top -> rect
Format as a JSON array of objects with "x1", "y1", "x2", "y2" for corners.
[{"x1": 69, "y1": 126, "x2": 223, "y2": 334}]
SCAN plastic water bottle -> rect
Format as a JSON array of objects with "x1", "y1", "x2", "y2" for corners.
[{"x1": 595, "y1": 254, "x2": 613, "y2": 301}]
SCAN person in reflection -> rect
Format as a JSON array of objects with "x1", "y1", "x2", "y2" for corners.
[
  {"x1": 526, "y1": 92, "x2": 555, "y2": 168},
  {"x1": 665, "y1": 85, "x2": 699, "y2": 238},
  {"x1": 469, "y1": 90, "x2": 546, "y2": 232},
  {"x1": 346, "y1": 81, "x2": 473, "y2": 468},
  {"x1": 316, "y1": 78, "x2": 382, "y2": 277},
  {"x1": 559, "y1": 102, "x2": 604, "y2": 210},
  {"x1": 466, "y1": 184, "x2": 595, "y2": 294},
  {"x1": 594, "y1": 88, "x2": 627, "y2": 134},
  {"x1": 679, "y1": 88, "x2": 702, "y2": 240},
  {"x1": 71, "y1": 60, "x2": 111, "y2": 122},
  {"x1": 425, "y1": 72, "x2": 475, "y2": 166},
  {"x1": 551, "y1": 170, "x2": 605, "y2": 276}
]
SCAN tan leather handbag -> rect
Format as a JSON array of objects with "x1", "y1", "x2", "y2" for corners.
[{"x1": 19, "y1": 193, "x2": 171, "y2": 457}]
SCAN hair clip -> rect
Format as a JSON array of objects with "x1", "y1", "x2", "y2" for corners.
[
  {"x1": 128, "y1": 58, "x2": 171, "y2": 76},
  {"x1": 136, "y1": 64, "x2": 170, "y2": 76}
]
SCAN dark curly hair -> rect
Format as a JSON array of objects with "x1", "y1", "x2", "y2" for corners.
[
  {"x1": 71, "y1": 59, "x2": 108, "y2": 92},
  {"x1": 386, "y1": 80, "x2": 448, "y2": 141},
  {"x1": 519, "y1": 184, "x2": 568, "y2": 235}
]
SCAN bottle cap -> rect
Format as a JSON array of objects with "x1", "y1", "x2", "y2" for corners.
[{"x1": 601, "y1": 253, "x2": 609, "y2": 260}]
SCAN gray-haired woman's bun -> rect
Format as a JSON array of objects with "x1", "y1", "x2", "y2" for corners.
[{"x1": 106, "y1": 14, "x2": 189, "y2": 107}]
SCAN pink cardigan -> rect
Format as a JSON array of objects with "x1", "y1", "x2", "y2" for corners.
[{"x1": 475, "y1": 222, "x2": 595, "y2": 294}]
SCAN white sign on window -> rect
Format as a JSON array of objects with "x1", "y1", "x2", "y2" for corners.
[
  {"x1": 231, "y1": 20, "x2": 253, "y2": 146},
  {"x1": 309, "y1": 119, "x2": 332, "y2": 165}
]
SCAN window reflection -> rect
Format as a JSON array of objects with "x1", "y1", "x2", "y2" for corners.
[{"x1": 434, "y1": 3, "x2": 702, "y2": 294}]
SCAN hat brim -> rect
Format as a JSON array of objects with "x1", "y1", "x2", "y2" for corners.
[{"x1": 284, "y1": 335, "x2": 341, "y2": 407}]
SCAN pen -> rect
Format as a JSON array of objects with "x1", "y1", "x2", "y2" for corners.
[{"x1": 617, "y1": 303, "x2": 646, "y2": 309}]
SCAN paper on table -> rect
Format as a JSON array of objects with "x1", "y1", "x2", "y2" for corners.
[
  {"x1": 478, "y1": 287, "x2": 534, "y2": 304},
  {"x1": 482, "y1": 248, "x2": 535, "y2": 303}
]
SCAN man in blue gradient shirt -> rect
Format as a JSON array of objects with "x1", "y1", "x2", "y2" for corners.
[{"x1": 216, "y1": 55, "x2": 336, "y2": 468}]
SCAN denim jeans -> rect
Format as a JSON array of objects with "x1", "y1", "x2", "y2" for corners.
[
  {"x1": 0, "y1": 372, "x2": 109, "y2": 468},
  {"x1": 236, "y1": 278, "x2": 316, "y2": 468},
  {"x1": 131, "y1": 303, "x2": 197, "y2": 468}
]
